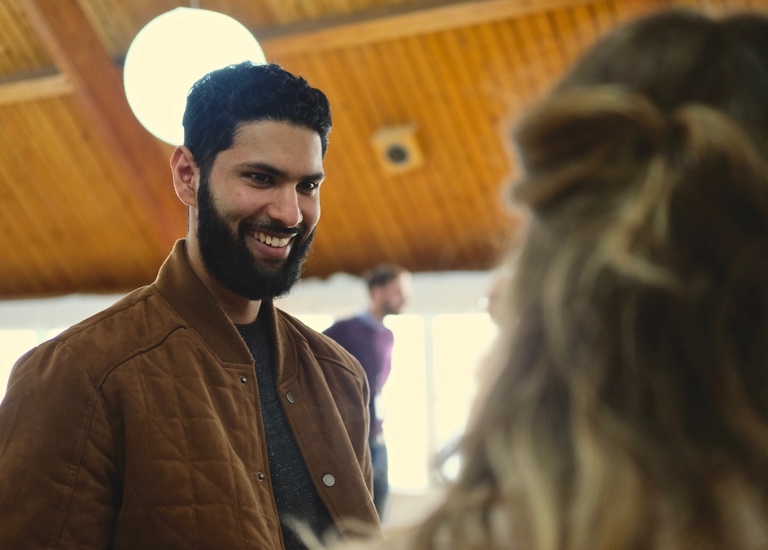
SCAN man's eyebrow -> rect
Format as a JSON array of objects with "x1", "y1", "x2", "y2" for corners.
[{"x1": 240, "y1": 162, "x2": 324, "y2": 181}]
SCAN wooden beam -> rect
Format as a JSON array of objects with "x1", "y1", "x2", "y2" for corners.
[
  {"x1": 260, "y1": 0, "x2": 598, "y2": 58},
  {"x1": 18, "y1": 0, "x2": 183, "y2": 249},
  {"x1": 0, "y1": 71, "x2": 73, "y2": 106}
]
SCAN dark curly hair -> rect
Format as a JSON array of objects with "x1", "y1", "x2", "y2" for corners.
[{"x1": 182, "y1": 62, "x2": 331, "y2": 177}]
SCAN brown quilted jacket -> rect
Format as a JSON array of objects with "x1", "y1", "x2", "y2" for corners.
[{"x1": 0, "y1": 240, "x2": 380, "y2": 549}]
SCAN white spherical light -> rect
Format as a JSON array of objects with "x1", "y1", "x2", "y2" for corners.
[{"x1": 123, "y1": 8, "x2": 266, "y2": 145}]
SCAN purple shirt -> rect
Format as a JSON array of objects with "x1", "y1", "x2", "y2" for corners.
[{"x1": 323, "y1": 313, "x2": 393, "y2": 437}]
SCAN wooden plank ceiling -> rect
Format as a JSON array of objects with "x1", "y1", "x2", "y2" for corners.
[{"x1": 0, "y1": 0, "x2": 764, "y2": 299}]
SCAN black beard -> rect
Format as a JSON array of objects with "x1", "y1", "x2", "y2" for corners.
[{"x1": 196, "y1": 173, "x2": 314, "y2": 301}]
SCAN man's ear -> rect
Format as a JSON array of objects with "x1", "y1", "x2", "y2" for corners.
[{"x1": 171, "y1": 146, "x2": 199, "y2": 207}]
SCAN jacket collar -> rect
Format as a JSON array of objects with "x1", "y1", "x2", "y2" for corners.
[
  {"x1": 154, "y1": 240, "x2": 252, "y2": 365},
  {"x1": 154, "y1": 240, "x2": 304, "y2": 382}
]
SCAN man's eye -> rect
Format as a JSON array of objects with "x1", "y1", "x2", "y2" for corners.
[
  {"x1": 247, "y1": 173, "x2": 272, "y2": 183},
  {"x1": 299, "y1": 181, "x2": 320, "y2": 191}
]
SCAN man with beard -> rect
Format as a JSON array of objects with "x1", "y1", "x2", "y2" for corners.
[
  {"x1": 0, "y1": 62, "x2": 380, "y2": 550},
  {"x1": 323, "y1": 264, "x2": 411, "y2": 520}
]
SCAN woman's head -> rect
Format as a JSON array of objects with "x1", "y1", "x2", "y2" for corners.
[
  {"x1": 470, "y1": 9, "x2": 768, "y2": 549},
  {"x1": 418, "y1": 10, "x2": 768, "y2": 550}
]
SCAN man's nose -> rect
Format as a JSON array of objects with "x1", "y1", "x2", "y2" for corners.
[{"x1": 266, "y1": 186, "x2": 303, "y2": 228}]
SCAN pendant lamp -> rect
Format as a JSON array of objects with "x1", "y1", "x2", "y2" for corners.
[{"x1": 123, "y1": 7, "x2": 266, "y2": 145}]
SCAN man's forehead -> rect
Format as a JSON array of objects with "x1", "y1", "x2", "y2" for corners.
[
  {"x1": 232, "y1": 119, "x2": 319, "y2": 141},
  {"x1": 221, "y1": 120, "x2": 324, "y2": 174}
]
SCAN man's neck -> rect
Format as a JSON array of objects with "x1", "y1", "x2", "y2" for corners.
[
  {"x1": 210, "y1": 285, "x2": 262, "y2": 325},
  {"x1": 367, "y1": 306, "x2": 386, "y2": 323}
]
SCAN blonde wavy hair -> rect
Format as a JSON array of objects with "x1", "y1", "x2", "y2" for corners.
[{"x1": 330, "y1": 9, "x2": 768, "y2": 550}]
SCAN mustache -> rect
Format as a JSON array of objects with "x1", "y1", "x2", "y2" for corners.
[{"x1": 240, "y1": 220, "x2": 303, "y2": 239}]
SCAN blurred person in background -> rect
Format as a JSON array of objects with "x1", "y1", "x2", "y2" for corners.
[
  {"x1": 324, "y1": 264, "x2": 411, "y2": 520},
  {"x1": 329, "y1": 8, "x2": 768, "y2": 550}
]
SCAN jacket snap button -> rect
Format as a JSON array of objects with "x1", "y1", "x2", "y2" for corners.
[
  {"x1": 322, "y1": 474, "x2": 335, "y2": 487},
  {"x1": 257, "y1": 472, "x2": 266, "y2": 481},
  {"x1": 286, "y1": 391, "x2": 295, "y2": 404},
  {"x1": 239, "y1": 375, "x2": 247, "y2": 385}
]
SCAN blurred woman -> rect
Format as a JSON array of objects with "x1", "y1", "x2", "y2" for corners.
[{"x1": 332, "y1": 8, "x2": 768, "y2": 550}]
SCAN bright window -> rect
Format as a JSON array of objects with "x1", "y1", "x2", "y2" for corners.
[
  {"x1": 382, "y1": 315, "x2": 430, "y2": 490},
  {"x1": 382, "y1": 313, "x2": 497, "y2": 490},
  {"x1": 431, "y1": 313, "x2": 496, "y2": 478}
]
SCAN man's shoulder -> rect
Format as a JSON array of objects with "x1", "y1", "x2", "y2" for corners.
[
  {"x1": 70, "y1": 284, "x2": 174, "y2": 332},
  {"x1": 323, "y1": 315, "x2": 367, "y2": 336},
  {"x1": 23, "y1": 284, "x2": 184, "y2": 379}
]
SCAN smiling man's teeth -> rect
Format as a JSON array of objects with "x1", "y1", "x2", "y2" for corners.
[{"x1": 256, "y1": 232, "x2": 290, "y2": 248}]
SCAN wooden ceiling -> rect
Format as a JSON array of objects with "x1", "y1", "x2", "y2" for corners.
[{"x1": 0, "y1": 0, "x2": 763, "y2": 299}]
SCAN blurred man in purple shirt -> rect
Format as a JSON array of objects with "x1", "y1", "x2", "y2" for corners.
[{"x1": 323, "y1": 264, "x2": 410, "y2": 519}]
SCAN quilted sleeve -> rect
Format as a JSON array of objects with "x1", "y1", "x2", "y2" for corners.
[{"x1": 0, "y1": 341, "x2": 119, "y2": 549}]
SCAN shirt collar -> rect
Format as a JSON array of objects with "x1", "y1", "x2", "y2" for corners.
[{"x1": 357, "y1": 310, "x2": 383, "y2": 328}]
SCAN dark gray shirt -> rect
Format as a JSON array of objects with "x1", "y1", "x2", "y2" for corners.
[{"x1": 237, "y1": 312, "x2": 336, "y2": 549}]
